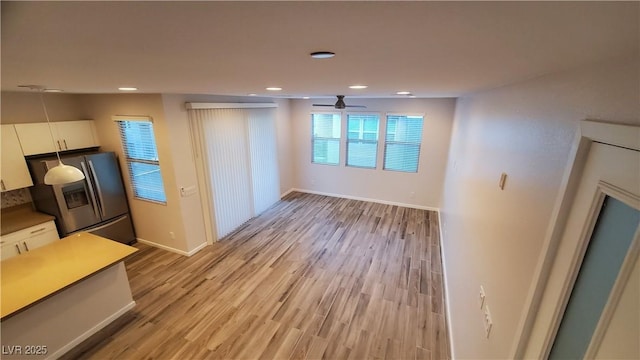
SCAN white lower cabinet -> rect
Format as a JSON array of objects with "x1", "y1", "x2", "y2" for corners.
[{"x1": 0, "y1": 221, "x2": 59, "y2": 260}]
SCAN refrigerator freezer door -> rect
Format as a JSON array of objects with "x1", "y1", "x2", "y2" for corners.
[
  {"x1": 86, "y1": 152, "x2": 129, "y2": 221},
  {"x1": 82, "y1": 214, "x2": 136, "y2": 244},
  {"x1": 45, "y1": 157, "x2": 102, "y2": 234}
]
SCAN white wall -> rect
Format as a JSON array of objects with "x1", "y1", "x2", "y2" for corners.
[
  {"x1": 1, "y1": 91, "x2": 88, "y2": 124},
  {"x1": 80, "y1": 94, "x2": 198, "y2": 254},
  {"x1": 160, "y1": 94, "x2": 293, "y2": 196},
  {"x1": 159, "y1": 94, "x2": 292, "y2": 244},
  {"x1": 291, "y1": 98, "x2": 456, "y2": 208},
  {"x1": 440, "y1": 56, "x2": 640, "y2": 359}
]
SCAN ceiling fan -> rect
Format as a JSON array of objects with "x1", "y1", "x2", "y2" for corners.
[{"x1": 313, "y1": 95, "x2": 366, "y2": 109}]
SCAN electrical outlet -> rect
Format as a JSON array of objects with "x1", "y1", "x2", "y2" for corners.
[
  {"x1": 479, "y1": 286, "x2": 486, "y2": 309},
  {"x1": 169, "y1": 231, "x2": 175, "y2": 240},
  {"x1": 483, "y1": 305, "x2": 493, "y2": 338}
]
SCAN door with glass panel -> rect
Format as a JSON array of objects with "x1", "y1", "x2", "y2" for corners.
[{"x1": 546, "y1": 142, "x2": 639, "y2": 359}]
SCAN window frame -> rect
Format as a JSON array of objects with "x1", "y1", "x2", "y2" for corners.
[
  {"x1": 346, "y1": 112, "x2": 380, "y2": 169},
  {"x1": 311, "y1": 112, "x2": 342, "y2": 166},
  {"x1": 382, "y1": 113, "x2": 425, "y2": 173},
  {"x1": 113, "y1": 116, "x2": 167, "y2": 204}
]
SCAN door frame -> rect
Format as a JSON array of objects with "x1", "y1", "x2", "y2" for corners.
[{"x1": 512, "y1": 120, "x2": 640, "y2": 358}]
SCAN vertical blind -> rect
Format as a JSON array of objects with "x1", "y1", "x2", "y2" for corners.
[
  {"x1": 189, "y1": 107, "x2": 279, "y2": 239},
  {"x1": 346, "y1": 114, "x2": 379, "y2": 168},
  {"x1": 312, "y1": 113, "x2": 341, "y2": 165},
  {"x1": 116, "y1": 119, "x2": 167, "y2": 203},
  {"x1": 247, "y1": 109, "x2": 281, "y2": 215},
  {"x1": 384, "y1": 115, "x2": 424, "y2": 172}
]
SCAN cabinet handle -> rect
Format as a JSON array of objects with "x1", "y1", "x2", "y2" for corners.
[
  {"x1": 15, "y1": 244, "x2": 22, "y2": 254},
  {"x1": 1, "y1": 179, "x2": 5, "y2": 191},
  {"x1": 30, "y1": 227, "x2": 46, "y2": 234},
  {"x1": 57, "y1": 140, "x2": 62, "y2": 150},
  {"x1": 23, "y1": 242, "x2": 30, "y2": 251},
  {"x1": 63, "y1": 139, "x2": 68, "y2": 150}
]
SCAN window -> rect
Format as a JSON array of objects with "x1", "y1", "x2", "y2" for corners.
[
  {"x1": 384, "y1": 115, "x2": 424, "y2": 172},
  {"x1": 312, "y1": 113, "x2": 341, "y2": 165},
  {"x1": 116, "y1": 118, "x2": 167, "y2": 203},
  {"x1": 346, "y1": 114, "x2": 379, "y2": 168}
]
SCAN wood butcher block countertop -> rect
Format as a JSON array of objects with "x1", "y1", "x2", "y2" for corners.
[
  {"x1": 0, "y1": 232, "x2": 138, "y2": 319},
  {"x1": 1, "y1": 203, "x2": 56, "y2": 236}
]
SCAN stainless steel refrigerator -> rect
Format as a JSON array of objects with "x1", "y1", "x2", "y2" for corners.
[{"x1": 28, "y1": 152, "x2": 136, "y2": 244}]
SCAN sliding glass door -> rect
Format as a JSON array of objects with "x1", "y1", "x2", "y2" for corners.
[{"x1": 190, "y1": 106, "x2": 280, "y2": 239}]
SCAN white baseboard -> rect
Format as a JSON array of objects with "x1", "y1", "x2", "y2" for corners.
[
  {"x1": 136, "y1": 238, "x2": 208, "y2": 257},
  {"x1": 186, "y1": 242, "x2": 208, "y2": 256},
  {"x1": 47, "y1": 301, "x2": 136, "y2": 360},
  {"x1": 290, "y1": 188, "x2": 440, "y2": 211},
  {"x1": 280, "y1": 188, "x2": 296, "y2": 198},
  {"x1": 438, "y1": 211, "x2": 456, "y2": 360}
]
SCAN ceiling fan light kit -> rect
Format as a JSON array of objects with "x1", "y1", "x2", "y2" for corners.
[
  {"x1": 310, "y1": 51, "x2": 335, "y2": 59},
  {"x1": 313, "y1": 95, "x2": 366, "y2": 110}
]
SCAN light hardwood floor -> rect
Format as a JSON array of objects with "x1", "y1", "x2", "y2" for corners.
[{"x1": 66, "y1": 192, "x2": 451, "y2": 359}]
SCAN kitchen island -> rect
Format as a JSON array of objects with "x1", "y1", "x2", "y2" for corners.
[{"x1": 1, "y1": 232, "x2": 138, "y2": 359}]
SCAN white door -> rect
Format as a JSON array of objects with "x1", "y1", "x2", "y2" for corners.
[
  {"x1": 549, "y1": 142, "x2": 639, "y2": 358},
  {"x1": 524, "y1": 124, "x2": 640, "y2": 358}
]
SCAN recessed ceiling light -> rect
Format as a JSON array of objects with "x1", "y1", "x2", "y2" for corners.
[
  {"x1": 310, "y1": 51, "x2": 335, "y2": 59},
  {"x1": 396, "y1": 91, "x2": 411, "y2": 95},
  {"x1": 44, "y1": 89, "x2": 63, "y2": 93},
  {"x1": 302, "y1": 96, "x2": 310, "y2": 99},
  {"x1": 118, "y1": 87, "x2": 138, "y2": 91},
  {"x1": 349, "y1": 85, "x2": 368, "y2": 90},
  {"x1": 266, "y1": 87, "x2": 282, "y2": 91}
]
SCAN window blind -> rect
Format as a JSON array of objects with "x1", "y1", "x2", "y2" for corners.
[
  {"x1": 247, "y1": 108, "x2": 280, "y2": 215},
  {"x1": 383, "y1": 115, "x2": 424, "y2": 173},
  {"x1": 197, "y1": 108, "x2": 253, "y2": 239},
  {"x1": 190, "y1": 107, "x2": 279, "y2": 239},
  {"x1": 312, "y1": 113, "x2": 341, "y2": 165},
  {"x1": 116, "y1": 120, "x2": 167, "y2": 203},
  {"x1": 346, "y1": 114, "x2": 379, "y2": 168}
]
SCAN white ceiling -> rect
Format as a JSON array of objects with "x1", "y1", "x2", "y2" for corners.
[{"x1": 2, "y1": 1, "x2": 638, "y2": 98}]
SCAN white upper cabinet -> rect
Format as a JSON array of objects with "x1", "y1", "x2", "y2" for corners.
[
  {"x1": 15, "y1": 120, "x2": 99, "y2": 156},
  {"x1": 13, "y1": 123, "x2": 56, "y2": 155},
  {"x1": 1, "y1": 124, "x2": 33, "y2": 192},
  {"x1": 54, "y1": 120, "x2": 99, "y2": 151}
]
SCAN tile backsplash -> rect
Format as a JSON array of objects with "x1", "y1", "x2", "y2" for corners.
[{"x1": 1, "y1": 188, "x2": 32, "y2": 209}]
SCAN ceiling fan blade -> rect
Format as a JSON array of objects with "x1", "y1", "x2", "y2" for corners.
[
  {"x1": 345, "y1": 105, "x2": 367, "y2": 108},
  {"x1": 312, "y1": 104, "x2": 334, "y2": 107}
]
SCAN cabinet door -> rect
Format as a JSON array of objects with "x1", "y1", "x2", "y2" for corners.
[
  {"x1": 14, "y1": 123, "x2": 58, "y2": 155},
  {"x1": 0, "y1": 241, "x2": 23, "y2": 260},
  {"x1": 56, "y1": 120, "x2": 99, "y2": 151},
  {"x1": 23, "y1": 229, "x2": 59, "y2": 251},
  {"x1": 1, "y1": 125, "x2": 34, "y2": 191}
]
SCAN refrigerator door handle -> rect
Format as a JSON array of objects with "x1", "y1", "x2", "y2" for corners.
[
  {"x1": 81, "y1": 161, "x2": 101, "y2": 218},
  {"x1": 88, "y1": 160, "x2": 106, "y2": 218}
]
